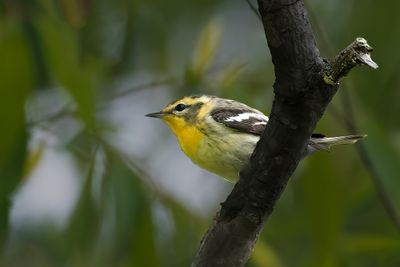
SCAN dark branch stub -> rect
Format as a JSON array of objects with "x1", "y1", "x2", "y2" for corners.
[
  {"x1": 191, "y1": 1, "x2": 377, "y2": 266},
  {"x1": 324, "y1": 37, "x2": 378, "y2": 85}
]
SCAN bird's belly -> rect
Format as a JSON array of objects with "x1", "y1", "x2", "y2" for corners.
[{"x1": 193, "y1": 133, "x2": 259, "y2": 182}]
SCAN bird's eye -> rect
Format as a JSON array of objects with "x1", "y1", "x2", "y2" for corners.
[{"x1": 174, "y1": 103, "x2": 187, "y2": 112}]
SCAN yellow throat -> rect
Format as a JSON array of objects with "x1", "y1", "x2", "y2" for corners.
[{"x1": 163, "y1": 116, "x2": 204, "y2": 159}]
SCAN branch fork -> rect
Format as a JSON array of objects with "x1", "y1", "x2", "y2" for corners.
[{"x1": 192, "y1": 1, "x2": 378, "y2": 266}]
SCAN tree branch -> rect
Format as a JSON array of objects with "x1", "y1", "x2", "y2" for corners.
[
  {"x1": 324, "y1": 38, "x2": 378, "y2": 85},
  {"x1": 192, "y1": 0, "x2": 377, "y2": 266}
]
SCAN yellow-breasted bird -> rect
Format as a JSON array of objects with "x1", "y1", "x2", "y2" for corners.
[{"x1": 146, "y1": 95, "x2": 365, "y2": 182}]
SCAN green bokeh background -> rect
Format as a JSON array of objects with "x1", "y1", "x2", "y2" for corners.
[{"x1": 0, "y1": 0, "x2": 399, "y2": 266}]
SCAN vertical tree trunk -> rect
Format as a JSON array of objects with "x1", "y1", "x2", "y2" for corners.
[{"x1": 192, "y1": 1, "x2": 377, "y2": 266}]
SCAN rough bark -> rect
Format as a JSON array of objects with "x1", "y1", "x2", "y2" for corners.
[{"x1": 192, "y1": 1, "x2": 377, "y2": 266}]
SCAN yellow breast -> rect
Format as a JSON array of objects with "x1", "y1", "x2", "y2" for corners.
[{"x1": 163, "y1": 116, "x2": 204, "y2": 159}]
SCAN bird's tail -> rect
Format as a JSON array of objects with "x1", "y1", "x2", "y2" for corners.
[{"x1": 309, "y1": 134, "x2": 367, "y2": 151}]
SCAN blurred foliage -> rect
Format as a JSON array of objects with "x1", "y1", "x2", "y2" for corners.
[{"x1": 0, "y1": 0, "x2": 399, "y2": 266}]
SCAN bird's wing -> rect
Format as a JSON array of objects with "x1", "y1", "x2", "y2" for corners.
[
  {"x1": 211, "y1": 108, "x2": 327, "y2": 139},
  {"x1": 210, "y1": 108, "x2": 268, "y2": 135}
]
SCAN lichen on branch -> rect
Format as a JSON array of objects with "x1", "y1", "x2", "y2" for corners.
[{"x1": 324, "y1": 37, "x2": 378, "y2": 85}]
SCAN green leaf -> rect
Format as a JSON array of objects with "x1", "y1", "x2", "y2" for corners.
[
  {"x1": 300, "y1": 155, "x2": 345, "y2": 267},
  {"x1": 64, "y1": 151, "x2": 100, "y2": 258},
  {"x1": 360, "y1": 119, "x2": 400, "y2": 219},
  {"x1": 0, "y1": 21, "x2": 34, "y2": 249},
  {"x1": 215, "y1": 63, "x2": 246, "y2": 91},
  {"x1": 343, "y1": 235, "x2": 400, "y2": 253},
  {"x1": 35, "y1": 15, "x2": 96, "y2": 129},
  {"x1": 250, "y1": 240, "x2": 285, "y2": 267},
  {"x1": 22, "y1": 141, "x2": 46, "y2": 180},
  {"x1": 185, "y1": 19, "x2": 222, "y2": 88},
  {"x1": 101, "y1": 153, "x2": 160, "y2": 267}
]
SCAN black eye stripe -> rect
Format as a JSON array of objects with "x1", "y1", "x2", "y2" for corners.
[{"x1": 174, "y1": 103, "x2": 187, "y2": 112}]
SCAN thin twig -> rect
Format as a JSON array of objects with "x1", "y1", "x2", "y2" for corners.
[
  {"x1": 245, "y1": 0, "x2": 262, "y2": 21},
  {"x1": 95, "y1": 135, "x2": 200, "y2": 218},
  {"x1": 26, "y1": 78, "x2": 176, "y2": 127},
  {"x1": 27, "y1": 105, "x2": 74, "y2": 127},
  {"x1": 27, "y1": 58, "x2": 243, "y2": 127},
  {"x1": 111, "y1": 76, "x2": 177, "y2": 99},
  {"x1": 340, "y1": 89, "x2": 400, "y2": 230}
]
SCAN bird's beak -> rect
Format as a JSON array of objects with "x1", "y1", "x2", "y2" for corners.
[{"x1": 145, "y1": 111, "x2": 165, "y2": 119}]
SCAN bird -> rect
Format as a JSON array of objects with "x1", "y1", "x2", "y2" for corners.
[{"x1": 146, "y1": 95, "x2": 365, "y2": 182}]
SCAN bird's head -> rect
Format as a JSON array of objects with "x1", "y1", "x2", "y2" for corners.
[{"x1": 146, "y1": 95, "x2": 215, "y2": 131}]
